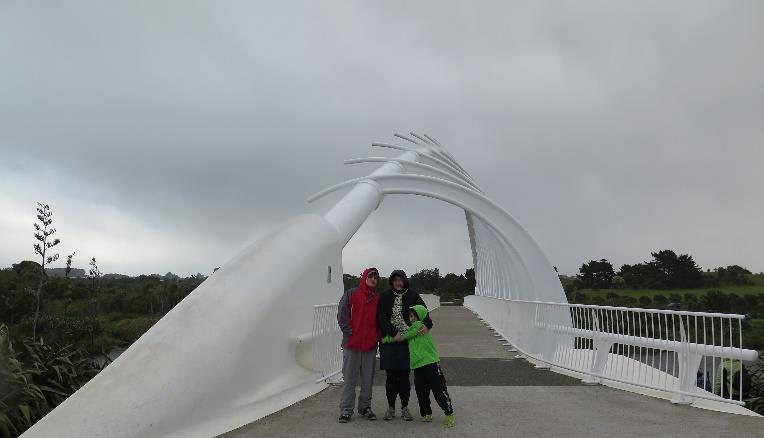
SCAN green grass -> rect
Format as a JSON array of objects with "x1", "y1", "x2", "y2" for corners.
[
  {"x1": 105, "y1": 317, "x2": 159, "y2": 344},
  {"x1": 572, "y1": 274, "x2": 764, "y2": 298},
  {"x1": 579, "y1": 284, "x2": 764, "y2": 299}
]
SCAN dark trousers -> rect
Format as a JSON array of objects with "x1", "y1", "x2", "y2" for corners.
[
  {"x1": 385, "y1": 369, "x2": 410, "y2": 408},
  {"x1": 414, "y1": 363, "x2": 453, "y2": 416}
]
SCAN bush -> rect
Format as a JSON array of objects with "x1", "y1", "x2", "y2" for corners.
[
  {"x1": 13, "y1": 315, "x2": 101, "y2": 347},
  {"x1": 108, "y1": 317, "x2": 159, "y2": 344},
  {"x1": 0, "y1": 325, "x2": 103, "y2": 437},
  {"x1": 747, "y1": 357, "x2": 764, "y2": 415},
  {"x1": 638, "y1": 296, "x2": 652, "y2": 307},
  {"x1": 703, "y1": 290, "x2": 731, "y2": 313},
  {"x1": 620, "y1": 296, "x2": 637, "y2": 306}
]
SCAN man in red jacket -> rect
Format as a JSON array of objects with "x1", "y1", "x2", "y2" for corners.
[{"x1": 337, "y1": 267, "x2": 381, "y2": 423}]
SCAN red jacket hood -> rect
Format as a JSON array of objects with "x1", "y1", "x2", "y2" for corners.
[{"x1": 358, "y1": 267, "x2": 379, "y2": 293}]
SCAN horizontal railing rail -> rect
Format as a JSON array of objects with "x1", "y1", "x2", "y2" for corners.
[
  {"x1": 465, "y1": 296, "x2": 759, "y2": 407},
  {"x1": 510, "y1": 299, "x2": 749, "y2": 319}
]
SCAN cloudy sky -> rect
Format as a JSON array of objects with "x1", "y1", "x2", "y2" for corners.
[{"x1": 1, "y1": 1, "x2": 762, "y2": 278}]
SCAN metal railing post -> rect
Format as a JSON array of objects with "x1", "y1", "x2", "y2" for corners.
[{"x1": 672, "y1": 316, "x2": 703, "y2": 404}]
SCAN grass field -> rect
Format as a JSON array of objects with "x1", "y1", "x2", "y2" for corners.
[{"x1": 576, "y1": 274, "x2": 764, "y2": 299}]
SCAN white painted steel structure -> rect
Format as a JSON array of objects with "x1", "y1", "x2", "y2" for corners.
[
  {"x1": 21, "y1": 133, "x2": 759, "y2": 437},
  {"x1": 420, "y1": 293, "x2": 441, "y2": 312},
  {"x1": 464, "y1": 298, "x2": 757, "y2": 409},
  {"x1": 311, "y1": 303, "x2": 343, "y2": 384}
]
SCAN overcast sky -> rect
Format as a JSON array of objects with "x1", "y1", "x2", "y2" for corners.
[{"x1": 1, "y1": 1, "x2": 762, "y2": 278}]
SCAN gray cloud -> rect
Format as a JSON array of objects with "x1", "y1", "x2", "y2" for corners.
[{"x1": 1, "y1": 1, "x2": 762, "y2": 276}]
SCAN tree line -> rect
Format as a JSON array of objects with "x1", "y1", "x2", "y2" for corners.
[{"x1": 572, "y1": 249, "x2": 756, "y2": 291}]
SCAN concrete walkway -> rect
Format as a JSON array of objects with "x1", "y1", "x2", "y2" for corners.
[{"x1": 221, "y1": 306, "x2": 763, "y2": 438}]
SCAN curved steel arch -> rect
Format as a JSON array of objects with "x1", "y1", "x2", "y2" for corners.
[
  {"x1": 312, "y1": 137, "x2": 571, "y2": 363},
  {"x1": 311, "y1": 172, "x2": 565, "y2": 302}
]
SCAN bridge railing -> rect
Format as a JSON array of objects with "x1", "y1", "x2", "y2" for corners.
[
  {"x1": 311, "y1": 296, "x2": 441, "y2": 384},
  {"x1": 420, "y1": 294, "x2": 441, "y2": 311},
  {"x1": 312, "y1": 303, "x2": 343, "y2": 383},
  {"x1": 465, "y1": 296, "x2": 758, "y2": 406}
]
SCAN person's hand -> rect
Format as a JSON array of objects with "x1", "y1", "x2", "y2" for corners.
[
  {"x1": 394, "y1": 333, "x2": 402, "y2": 342},
  {"x1": 418, "y1": 325, "x2": 429, "y2": 336}
]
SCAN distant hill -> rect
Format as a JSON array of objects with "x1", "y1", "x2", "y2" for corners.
[
  {"x1": 45, "y1": 267, "x2": 86, "y2": 278},
  {"x1": 103, "y1": 273, "x2": 132, "y2": 280}
]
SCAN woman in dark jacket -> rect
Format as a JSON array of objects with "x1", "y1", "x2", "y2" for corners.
[{"x1": 377, "y1": 270, "x2": 433, "y2": 421}]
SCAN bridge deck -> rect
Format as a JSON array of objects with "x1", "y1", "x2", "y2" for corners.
[{"x1": 221, "y1": 306, "x2": 762, "y2": 438}]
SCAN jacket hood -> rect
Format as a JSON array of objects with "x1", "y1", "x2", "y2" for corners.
[
  {"x1": 359, "y1": 267, "x2": 379, "y2": 292},
  {"x1": 388, "y1": 269, "x2": 410, "y2": 292},
  {"x1": 410, "y1": 304, "x2": 428, "y2": 322}
]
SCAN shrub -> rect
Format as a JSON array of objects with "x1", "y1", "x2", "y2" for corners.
[
  {"x1": 747, "y1": 357, "x2": 764, "y2": 415},
  {"x1": 108, "y1": 317, "x2": 159, "y2": 344},
  {"x1": 0, "y1": 325, "x2": 103, "y2": 437}
]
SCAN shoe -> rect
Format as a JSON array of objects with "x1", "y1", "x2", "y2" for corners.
[
  {"x1": 383, "y1": 407, "x2": 395, "y2": 420},
  {"x1": 338, "y1": 414, "x2": 351, "y2": 423},
  {"x1": 401, "y1": 407, "x2": 413, "y2": 421},
  {"x1": 359, "y1": 407, "x2": 377, "y2": 420},
  {"x1": 421, "y1": 414, "x2": 433, "y2": 423},
  {"x1": 444, "y1": 414, "x2": 455, "y2": 428}
]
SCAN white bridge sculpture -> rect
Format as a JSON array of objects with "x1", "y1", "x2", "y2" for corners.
[{"x1": 22, "y1": 133, "x2": 759, "y2": 437}]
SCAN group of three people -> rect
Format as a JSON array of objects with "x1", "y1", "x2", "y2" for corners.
[{"x1": 337, "y1": 268, "x2": 455, "y2": 428}]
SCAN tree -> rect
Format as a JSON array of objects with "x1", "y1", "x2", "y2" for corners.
[
  {"x1": 0, "y1": 263, "x2": 37, "y2": 324},
  {"x1": 577, "y1": 259, "x2": 615, "y2": 289},
  {"x1": 618, "y1": 263, "x2": 661, "y2": 289},
  {"x1": 65, "y1": 252, "x2": 76, "y2": 278},
  {"x1": 611, "y1": 275, "x2": 626, "y2": 289},
  {"x1": 411, "y1": 268, "x2": 440, "y2": 292},
  {"x1": 716, "y1": 265, "x2": 752, "y2": 286},
  {"x1": 32, "y1": 203, "x2": 61, "y2": 339},
  {"x1": 88, "y1": 258, "x2": 102, "y2": 316},
  {"x1": 671, "y1": 253, "x2": 703, "y2": 288},
  {"x1": 618, "y1": 250, "x2": 703, "y2": 289},
  {"x1": 163, "y1": 272, "x2": 180, "y2": 281},
  {"x1": 88, "y1": 258, "x2": 101, "y2": 290},
  {"x1": 649, "y1": 250, "x2": 703, "y2": 289},
  {"x1": 465, "y1": 268, "x2": 476, "y2": 291}
]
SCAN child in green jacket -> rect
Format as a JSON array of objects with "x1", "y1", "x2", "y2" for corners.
[{"x1": 382, "y1": 304, "x2": 455, "y2": 427}]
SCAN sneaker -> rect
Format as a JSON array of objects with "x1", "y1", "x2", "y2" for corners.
[
  {"x1": 444, "y1": 414, "x2": 455, "y2": 428},
  {"x1": 421, "y1": 414, "x2": 433, "y2": 423},
  {"x1": 401, "y1": 407, "x2": 413, "y2": 421},
  {"x1": 360, "y1": 407, "x2": 377, "y2": 420},
  {"x1": 338, "y1": 414, "x2": 351, "y2": 423},
  {"x1": 383, "y1": 407, "x2": 395, "y2": 421}
]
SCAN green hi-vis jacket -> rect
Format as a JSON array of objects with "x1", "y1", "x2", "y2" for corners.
[{"x1": 381, "y1": 304, "x2": 440, "y2": 369}]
